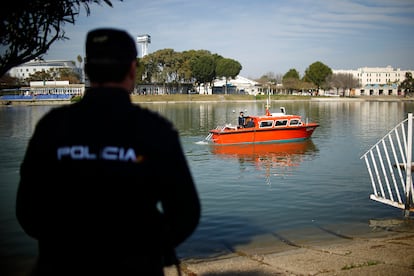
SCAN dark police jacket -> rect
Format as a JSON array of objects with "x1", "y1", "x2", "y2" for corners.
[{"x1": 16, "y1": 88, "x2": 201, "y2": 274}]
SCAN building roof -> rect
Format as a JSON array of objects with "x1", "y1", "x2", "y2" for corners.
[
  {"x1": 16, "y1": 59, "x2": 76, "y2": 68},
  {"x1": 214, "y1": 75, "x2": 259, "y2": 87}
]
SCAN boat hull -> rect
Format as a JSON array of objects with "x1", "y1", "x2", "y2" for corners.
[{"x1": 209, "y1": 123, "x2": 318, "y2": 145}]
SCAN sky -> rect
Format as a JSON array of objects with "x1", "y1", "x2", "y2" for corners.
[{"x1": 44, "y1": 0, "x2": 414, "y2": 79}]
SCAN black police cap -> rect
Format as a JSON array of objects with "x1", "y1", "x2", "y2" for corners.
[{"x1": 86, "y1": 28, "x2": 137, "y2": 64}]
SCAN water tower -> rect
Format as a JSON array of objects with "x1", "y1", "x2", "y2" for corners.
[{"x1": 137, "y1": 34, "x2": 151, "y2": 57}]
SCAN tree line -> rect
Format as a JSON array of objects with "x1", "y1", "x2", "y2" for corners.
[
  {"x1": 257, "y1": 61, "x2": 360, "y2": 95},
  {"x1": 138, "y1": 49, "x2": 242, "y2": 93}
]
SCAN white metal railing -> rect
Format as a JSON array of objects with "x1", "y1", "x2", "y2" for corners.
[
  {"x1": 360, "y1": 113, "x2": 414, "y2": 216},
  {"x1": 205, "y1": 125, "x2": 238, "y2": 141}
]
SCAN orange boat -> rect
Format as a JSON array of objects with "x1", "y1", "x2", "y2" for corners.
[{"x1": 206, "y1": 106, "x2": 319, "y2": 145}]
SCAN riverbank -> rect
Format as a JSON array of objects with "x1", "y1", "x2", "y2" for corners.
[
  {"x1": 2, "y1": 94, "x2": 413, "y2": 106},
  {"x1": 165, "y1": 218, "x2": 414, "y2": 275}
]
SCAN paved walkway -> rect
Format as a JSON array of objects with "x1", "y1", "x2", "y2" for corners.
[{"x1": 165, "y1": 220, "x2": 414, "y2": 275}]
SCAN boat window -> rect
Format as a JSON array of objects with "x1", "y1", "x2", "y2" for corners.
[
  {"x1": 289, "y1": 119, "x2": 301, "y2": 126},
  {"x1": 259, "y1": 120, "x2": 273, "y2": 128},
  {"x1": 275, "y1": 120, "x2": 288, "y2": 126}
]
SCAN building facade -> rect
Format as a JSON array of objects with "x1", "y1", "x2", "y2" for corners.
[
  {"x1": 7, "y1": 58, "x2": 82, "y2": 81},
  {"x1": 332, "y1": 66, "x2": 413, "y2": 96},
  {"x1": 27, "y1": 80, "x2": 84, "y2": 95}
]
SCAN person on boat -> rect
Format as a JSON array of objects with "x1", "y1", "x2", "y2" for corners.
[
  {"x1": 238, "y1": 111, "x2": 245, "y2": 127},
  {"x1": 245, "y1": 117, "x2": 255, "y2": 128},
  {"x1": 16, "y1": 28, "x2": 200, "y2": 276}
]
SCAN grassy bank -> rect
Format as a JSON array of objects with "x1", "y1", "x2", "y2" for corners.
[{"x1": 130, "y1": 94, "x2": 312, "y2": 103}]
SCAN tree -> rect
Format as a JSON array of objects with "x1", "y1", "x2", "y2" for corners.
[
  {"x1": 26, "y1": 70, "x2": 54, "y2": 83},
  {"x1": 76, "y1": 54, "x2": 83, "y2": 82},
  {"x1": 141, "y1": 53, "x2": 158, "y2": 83},
  {"x1": 191, "y1": 53, "x2": 216, "y2": 93},
  {"x1": 135, "y1": 58, "x2": 146, "y2": 84},
  {"x1": 0, "y1": 0, "x2": 118, "y2": 77},
  {"x1": 326, "y1": 73, "x2": 360, "y2": 96},
  {"x1": 303, "y1": 61, "x2": 332, "y2": 92},
  {"x1": 400, "y1": 72, "x2": 414, "y2": 97},
  {"x1": 256, "y1": 72, "x2": 282, "y2": 94},
  {"x1": 178, "y1": 51, "x2": 197, "y2": 83},
  {"x1": 283, "y1": 69, "x2": 300, "y2": 80},
  {"x1": 256, "y1": 72, "x2": 282, "y2": 85},
  {"x1": 0, "y1": 74, "x2": 21, "y2": 89},
  {"x1": 58, "y1": 68, "x2": 81, "y2": 83},
  {"x1": 151, "y1": 48, "x2": 176, "y2": 84},
  {"x1": 25, "y1": 67, "x2": 80, "y2": 83},
  {"x1": 282, "y1": 69, "x2": 301, "y2": 93},
  {"x1": 215, "y1": 58, "x2": 242, "y2": 94},
  {"x1": 77, "y1": 55, "x2": 83, "y2": 68}
]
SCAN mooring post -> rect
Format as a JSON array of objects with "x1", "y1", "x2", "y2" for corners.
[{"x1": 405, "y1": 113, "x2": 413, "y2": 217}]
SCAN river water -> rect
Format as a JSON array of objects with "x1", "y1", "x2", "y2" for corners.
[{"x1": 1, "y1": 99, "x2": 414, "y2": 263}]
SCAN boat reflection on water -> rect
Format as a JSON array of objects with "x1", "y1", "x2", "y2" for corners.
[{"x1": 210, "y1": 140, "x2": 318, "y2": 184}]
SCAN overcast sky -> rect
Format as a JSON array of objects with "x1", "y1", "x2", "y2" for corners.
[{"x1": 44, "y1": 0, "x2": 414, "y2": 79}]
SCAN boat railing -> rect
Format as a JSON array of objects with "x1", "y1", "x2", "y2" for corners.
[
  {"x1": 360, "y1": 113, "x2": 414, "y2": 216},
  {"x1": 215, "y1": 124, "x2": 237, "y2": 131},
  {"x1": 205, "y1": 132, "x2": 213, "y2": 141},
  {"x1": 205, "y1": 124, "x2": 238, "y2": 141}
]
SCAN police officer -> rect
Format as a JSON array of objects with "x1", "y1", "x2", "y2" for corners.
[
  {"x1": 16, "y1": 28, "x2": 200, "y2": 275},
  {"x1": 238, "y1": 111, "x2": 245, "y2": 127}
]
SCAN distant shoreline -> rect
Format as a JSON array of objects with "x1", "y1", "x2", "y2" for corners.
[
  {"x1": 131, "y1": 94, "x2": 414, "y2": 103},
  {"x1": 1, "y1": 94, "x2": 413, "y2": 106}
]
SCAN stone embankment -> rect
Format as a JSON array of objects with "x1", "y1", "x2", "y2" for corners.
[{"x1": 165, "y1": 220, "x2": 414, "y2": 276}]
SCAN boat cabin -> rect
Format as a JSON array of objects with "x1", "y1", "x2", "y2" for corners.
[{"x1": 250, "y1": 115, "x2": 303, "y2": 129}]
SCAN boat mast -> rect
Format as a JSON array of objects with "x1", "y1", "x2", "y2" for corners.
[{"x1": 265, "y1": 88, "x2": 271, "y2": 116}]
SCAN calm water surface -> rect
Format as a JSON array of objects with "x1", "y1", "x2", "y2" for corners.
[{"x1": 1, "y1": 100, "x2": 414, "y2": 261}]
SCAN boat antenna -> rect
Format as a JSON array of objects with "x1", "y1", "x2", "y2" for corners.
[{"x1": 265, "y1": 89, "x2": 271, "y2": 116}]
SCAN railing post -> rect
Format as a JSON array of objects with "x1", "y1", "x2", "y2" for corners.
[{"x1": 404, "y1": 113, "x2": 413, "y2": 217}]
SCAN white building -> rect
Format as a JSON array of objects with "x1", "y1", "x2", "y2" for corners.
[
  {"x1": 333, "y1": 66, "x2": 410, "y2": 86},
  {"x1": 332, "y1": 66, "x2": 413, "y2": 96},
  {"x1": 28, "y1": 80, "x2": 84, "y2": 95},
  {"x1": 8, "y1": 58, "x2": 82, "y2": 81},
  {"x1": 212, "y1": 75, "x2": 260, "y2": 95}
]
